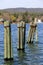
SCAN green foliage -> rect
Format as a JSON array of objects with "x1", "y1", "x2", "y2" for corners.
[
  {"x1": 11, "y1": 15, "x2": 16, "y2": 22},
  {"x1": 13, "y1": 13, "x2": 18, "y2": 18},
  {"x1": 0, "y1": 13, "x2": 1, "y2": 15},
  {"x1": 1, "y1": 11, "x2": 43, "y2": 23}
]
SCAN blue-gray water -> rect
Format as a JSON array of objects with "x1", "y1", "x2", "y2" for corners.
[{"x1": 0, "y1": 23, "x2": 43, "y2": 65}]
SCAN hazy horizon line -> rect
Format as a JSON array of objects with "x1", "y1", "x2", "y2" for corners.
[{"x1": 0, "y1": 7, "x2": 43, "y2": 10}]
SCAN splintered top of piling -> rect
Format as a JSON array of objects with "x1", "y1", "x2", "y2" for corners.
[
  {"x1": 30, "y1": 24, "x2": 37, "y2": 27},
  {"x1": 4, "y1": 20, "x2": 10, "y2": 27},
  {"x1": 30, "y1": 19, "x2": 37, "y2": 28},
  {"x1": 17, "y1": 21, "x2": 25, "y2": 28},
  {"x1": 30, "y1": 18, "x2": 38, "y2": 27},
  {"x1": 0, "y1": 18, "x2": 4, "y2": 22}
]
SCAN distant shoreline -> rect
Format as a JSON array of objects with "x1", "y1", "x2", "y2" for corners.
[{"x1": 0, "y1": 21, "x2": 43, "y2": 25}]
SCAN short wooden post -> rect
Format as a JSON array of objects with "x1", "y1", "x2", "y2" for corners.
[
  {"x1": 34, "y1": 18, "x2": 38, "y2": 42},
  {"x1": 17, "y1": 21, "x2": 26, "y2": 50},
  {"x1": 35, "y1": 27, "x2": 38, "y2": 42},
  {"x1": 4, "y1": 20, "x2": 13, "y2": 60},
  {"x1": 27, "y1": 18, "x2": 38, "y2": 43}
]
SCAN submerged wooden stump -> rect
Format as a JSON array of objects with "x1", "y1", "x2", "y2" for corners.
[{"x1": 4, "y1": 21, "x2": 13, "y2": 60}]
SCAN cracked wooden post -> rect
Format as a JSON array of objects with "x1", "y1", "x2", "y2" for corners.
[
  {"x1": 17, "y1": 21, "x2": 26, "y2": 50},
  {"x1": 4, "y1": 20, "x2": 13, "y2": 60}
]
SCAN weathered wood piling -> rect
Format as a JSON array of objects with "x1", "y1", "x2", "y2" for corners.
[
  {"x1": 4, "y1": 21, "x2": 13, "y2": 60},
  {"x1": 17, "y1": 21, "x2": 26, "y2": 50},
  {"x1": 35, "y1": 25, "x2": 38, "y2": 42},
  {"x1": 27, "y1": 18, "x2": 38, "y2": 43}
]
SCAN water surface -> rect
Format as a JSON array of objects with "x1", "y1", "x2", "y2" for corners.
[{"x1": 0, "y1": 23, "x2": 43, "y2": 65}]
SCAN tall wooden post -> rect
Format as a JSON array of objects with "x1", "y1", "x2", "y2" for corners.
[
  {"x1": 17, "y1": 21, "x2": 26, "y2": 50},
  {"x1": 4, "y1": 21, "x2": 13, "y2": 60}
]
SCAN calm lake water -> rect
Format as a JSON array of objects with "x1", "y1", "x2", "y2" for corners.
[{"x1": 0, "y1": 23, "x2": 43, "y2": 65}]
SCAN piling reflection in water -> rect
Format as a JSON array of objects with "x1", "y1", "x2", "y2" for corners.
[
  {"x1": 28, "y1": 42, "x2": 38, "y2": 54},
  {"x1": 18, "y1": 50, "x2": 25, "y2": 60},
  {"x1": 18, "y1": 50, "x2": 28, "y2": 65},
  {"x1": 4, "y1": 60, "x2": 14, "y2": 65},
  {"x1": 27, "y1": 43, "x2": 40, "y2": 65}
]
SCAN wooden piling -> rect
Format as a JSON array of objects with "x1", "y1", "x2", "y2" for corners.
[
  {"x1": 17, "y1": 21, "x2": 26, "y2": 50},
  {"x1": 4, "y1": 21, "x2": 13, "y2": 60},
  {"x1": 27, "y1": 18, "x2": 38, "y2": 43},
  {"x1": 35, "y1": 27, "x2": 38, "y2": 42},
  {"x1": 34, "y1": 18, "x2": 38, "y2": 42}
]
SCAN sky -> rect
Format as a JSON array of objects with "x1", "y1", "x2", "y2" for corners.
[{"x1": 0, "y1": 0, "x2": 43, "y2": 9}]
